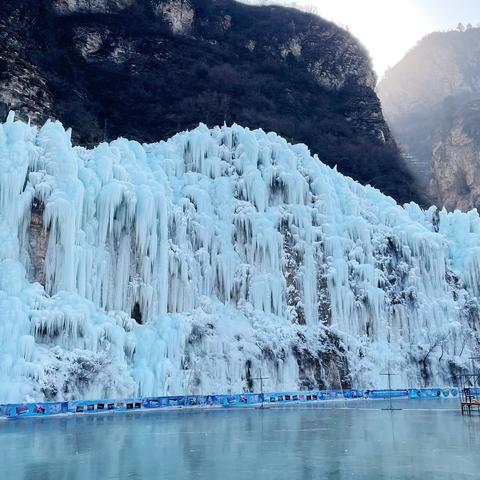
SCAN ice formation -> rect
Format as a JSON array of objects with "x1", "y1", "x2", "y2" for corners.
[{"x1": 0, "y1": 112, "x2": 479, "y2": 402}]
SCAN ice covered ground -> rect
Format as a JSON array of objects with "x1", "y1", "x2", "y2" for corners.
[
  {"x1": 0, "y1": 112, "x2": 479, "y2": 402},
  {"x1": 3, "y1": 401, "x2": 477, "y2": 480}
]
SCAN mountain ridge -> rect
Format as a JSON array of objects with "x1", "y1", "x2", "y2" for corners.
[
  {"x1": 0, "y1": 0, "x2": 419, "y2": 204},
  {"x1": 378, "y1": 27, "x2": 480, "y2": 210}
]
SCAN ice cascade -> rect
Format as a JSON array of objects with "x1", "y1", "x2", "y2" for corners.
[{"x1": 0, "y1": 113, "x2": 479, "y2": 402}]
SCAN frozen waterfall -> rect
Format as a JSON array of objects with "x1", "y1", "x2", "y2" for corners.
[{"x1": 0, "y1": 112, "x2": 479, "y2": 402}]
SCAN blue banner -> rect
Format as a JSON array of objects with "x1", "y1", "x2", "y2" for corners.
[{"x1": 0, "y1": 386, "x2": 460, "y2": 418}]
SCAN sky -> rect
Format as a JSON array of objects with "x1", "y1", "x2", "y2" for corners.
[{"x1": 269, "y1": 0, "x2": 480, "y2": 77}]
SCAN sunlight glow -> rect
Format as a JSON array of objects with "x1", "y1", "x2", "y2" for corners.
[{"x1": 300, "y1": 0, "x2": 429, "y2": 77}]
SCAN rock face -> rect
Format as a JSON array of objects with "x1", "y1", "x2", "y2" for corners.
[
  {"x1": 0, "y1": 8, "x2": 54, "y2": 124},
  {"x1": 27, "y1": 200, "x2": 49, "y2": 286},
  {"x1": 377, "y1": 27, "x2": 480, "y2": 210},
  {"x1": 0, "y1": 0, "x2": 418, "y2": 204},
  {"x1": 431, "y1": 100, "x2": 480, "y2": 211},
  {"x1": 52, "y1": 0, "x2": 135, "y2": 14}
]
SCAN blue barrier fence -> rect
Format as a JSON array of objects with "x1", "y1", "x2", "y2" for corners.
[{"x1": 0, "y1": 387, "x2": 459, "y2": 419}]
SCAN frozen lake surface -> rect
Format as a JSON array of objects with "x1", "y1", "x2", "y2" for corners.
[{"x1": 1, "y1": 399, "x2": 479, "y2": 480}]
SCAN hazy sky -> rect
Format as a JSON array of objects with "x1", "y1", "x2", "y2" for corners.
[{"x1": 274, "y1": 0, "x2": 480, "y2": 77}]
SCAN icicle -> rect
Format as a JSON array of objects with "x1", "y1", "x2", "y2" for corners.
[{"x1": 2, "y1": 116, "x2": 480, "y2": 402}]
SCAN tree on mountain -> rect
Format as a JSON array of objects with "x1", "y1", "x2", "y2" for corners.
[{"x1": 456, "y1": 22, "x2": 465, "y2": 32}]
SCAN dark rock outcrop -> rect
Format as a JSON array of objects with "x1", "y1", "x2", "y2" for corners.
[
  {"x1": 1, "y1": 0, "x2": 418, "y2": 203},
  {"x1": 27, "y1": 200, "x2": 50, "y2": 286}
]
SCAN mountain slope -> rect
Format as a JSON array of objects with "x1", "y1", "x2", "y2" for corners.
[
  {"x1": 0, "y1": 0, "x2": 418, "y2": 203},
  {"x1": 378, "y1": 27, "x2": 480, "y2": 210},
  {"x1": 0, "y1": 114, "x2": 478, "y2": 402}
]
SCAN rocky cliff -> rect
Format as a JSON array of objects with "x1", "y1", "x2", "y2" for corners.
[
  {"x1": 0, "y1": 0, "x2": 418, "y2": 203},
  {"x1": 377, "y1": 27, "x2": 480, "y2": 210}
]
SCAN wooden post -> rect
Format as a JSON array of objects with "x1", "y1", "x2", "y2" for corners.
[
  {"x1": 252, "y1": 369, "x2": 269, "y2": 409},
  {"x1": 380, "y1": 363, "x2": 402, "y2": 411}
]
